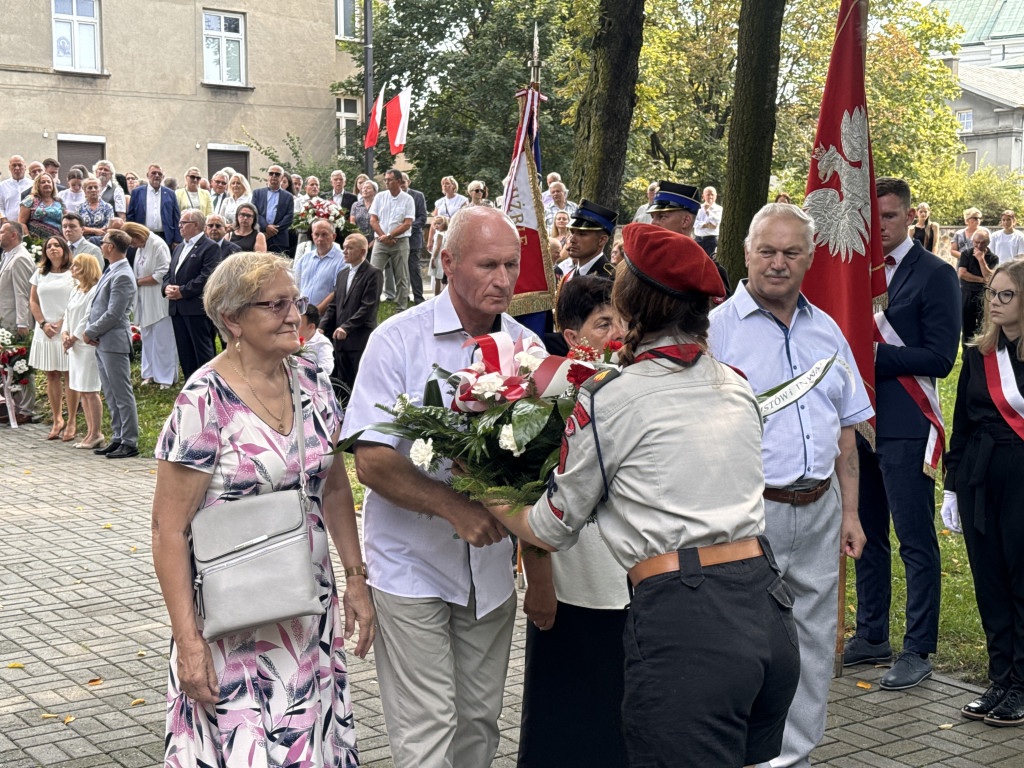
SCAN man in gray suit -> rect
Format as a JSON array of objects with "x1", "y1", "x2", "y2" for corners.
[
  {"x1": 0, "y1": 221, "x2": 37, "y2": 423},
  {"x1": 84, "y1": 229, "x2": 139, "y2": 459}
]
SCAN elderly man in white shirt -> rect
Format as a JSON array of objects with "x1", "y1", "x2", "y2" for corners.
[
  {"x1": 342, "y1": 206, "x2": 533, "y2": 768},
  {"x1": 369, "y1": 168, "x2": 415, "y2": 310},
  {"x1": 694, "y1": 185, "x2": 723, "y2": 257},
  {"x1": 93, "y1": 160, "x2": 127, "y2": 217},
  {"x1": 0, "y1": 156, "x2": 33, "y2": 224}
]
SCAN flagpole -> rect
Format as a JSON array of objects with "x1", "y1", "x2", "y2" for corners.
[{"x1": 363, "y1": 0, "x2": 374, "y2": 178}]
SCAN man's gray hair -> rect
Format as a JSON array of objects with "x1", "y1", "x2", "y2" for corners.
[
  {"x1": 93, "y1": 159, "x2": 115, "y2": 176},
  {"x1": 305, "y1": 175, "x2": 320, "y2": 185},
  {"x1": 2, "y1": 220, "x2": 25, "y2": 237},
  {"x1": 211, "y1": 171, "x2": 229, "y2": 182},
  {"x1": 549, "y1": 181, "x2": 566, "y2": 193},
  {"x1": 183, "y1": 210, "x2": 206, "y2": 227},
  {"x1": 647, "y1": 182, "x2": 659, "y2": 193},
  {"x1": 744, "y1": 203, "x2": 815, "y2": 254}
]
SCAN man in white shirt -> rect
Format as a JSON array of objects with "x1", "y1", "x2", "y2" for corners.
[
  {"x1": 0, "y1": 156, "x2": 33, "y2": 224},
  {"x1": 93, "y1": 160, "x2": 127, "y2": 217},
  {"x1": 632, "y1": 181, "x2": 659, "y2": 224},
  {"x1": 209, "y1": 172, "x2": 230, "y2": 219},
  {"x1": 341, "y1": 207, "x2": 533, "y2": 768},
  {"x1": 326, "y1": 169, "x2": 357, "y2": 213},
  {"x1": 369, "y1": 168, "x2": 416, "y2": 311},
  {"x1": 541, "y1": 171, "x2": 561, "y2": 207},
  {"x1": 62, "y1": 213, "x2": 104, "y2": 270},
  {"x1": 989, "y1": 210, "x2": 1024, "y2": 264},
  {"x1": 694, "y1": 185, "x2": 723, "y2": 256},
  {"x1": 543, "y1": 181, "x2": 578, "y2": 229}
]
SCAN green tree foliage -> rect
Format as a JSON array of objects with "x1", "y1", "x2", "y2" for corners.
[
  {"x1": 916, "y1": 160, "x2": 1024, "y2": 227},
  {"x1": 336, "y1": 0, "x2": 576, "y2": 200},
  {"x1": 608, "y1": 0, "x2": 963, "y2": 216},
  {"x1": 238, "y1": 129, "x2": 354, "y2": 191}
]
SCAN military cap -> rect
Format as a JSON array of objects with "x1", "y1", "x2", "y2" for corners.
[
  {"x1": 621, "y1": 223, "x2": 725, "y2": 298},
  {"x1": 648, "y1": 181, "x2": 701, "y2": 213},
  {"x1": 568, "y1": 199, "x2": 618, "y2": 236}
]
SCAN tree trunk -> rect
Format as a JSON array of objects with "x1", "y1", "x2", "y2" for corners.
[
  {"x1": 568, "y1": 0, "x2": 645, "y2": 218},
  {"x1": 719, "y1": 0, "x2": 787, "y2": 280}
]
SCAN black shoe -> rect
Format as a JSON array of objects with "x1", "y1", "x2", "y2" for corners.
[
  {"x1": 880, "y1": 651, "x2": 933, "y2": 690},
  {"x1": 962, "y1": 684, "x2": 1009, "y2": 720},
  {"x1": 94, "y1": 441, "x2": 121, "y2": 455},
  {"x1": 985, "y1": 687, "x2": 1024, "y2": 727},
  {"x1": 843, "y1": 636, "x2": 893, "y2": 666},
  {"x1": 106, "y1": 444, "x2": 139, "y2": 459}
]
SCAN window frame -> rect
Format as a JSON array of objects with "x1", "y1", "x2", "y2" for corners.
[
  {"x1": 337, "y1": 98, "x2": 360, "y2": 152},
  {"x1": 336, "y1": 0, "x2": 359, "y2": 40},
  {"x1": 202, "y1": 9, "x2": 247, "y2": 87},
  {"x1": 956, "y1": 109, "x2": 973, "y2": 133},
  {"x1": 51, "y1": 0, "x2": 102, "y2": 74}
]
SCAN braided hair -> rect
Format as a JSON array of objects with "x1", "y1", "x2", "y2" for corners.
[{"x1": 612, "y1": 264, "x2": 713, "y2": 366}]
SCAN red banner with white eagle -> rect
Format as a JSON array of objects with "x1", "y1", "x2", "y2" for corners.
[
  {"x1": 502, "y1": 85, "x2": 556, "y2": 317},
  {"x1": 801, "y1": 0, "x2": 887, "y2": 437}
]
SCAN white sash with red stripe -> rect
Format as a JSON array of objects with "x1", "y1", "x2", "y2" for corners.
[
  {"x1": 983, "y1": 346, "x2": 1024, "y2": 441},
  {"x1": 873, "y1": 312, "x2": 946, "y2": 477}
]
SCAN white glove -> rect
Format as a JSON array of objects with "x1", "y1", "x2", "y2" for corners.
[{"x1": 940, "y1": 490, "x2": 961, "y2": 534}]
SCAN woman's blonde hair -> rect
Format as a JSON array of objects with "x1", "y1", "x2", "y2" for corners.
[
  {"x1": 204, "y1": 252, "x2": 293, "y2": 340},
  {"x1": 971, "y1": 260, "x2": 1024, "y2": 361},
  {"x1": 549, "y1": 210, "x2": 569, "y2": 238},
  {"x1": 72, "y1": 252, "x2": 102, "y2": 291},
  {"x1": 963, "y1": 207, "x2": 982, "y2": 223},
  {"x1": 122, "y1": 222, "x2": 151, "y2": 244}
]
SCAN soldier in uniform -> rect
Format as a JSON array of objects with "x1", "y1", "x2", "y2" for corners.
[
  {"x1": 649, "y1": 180, "x2": 731, "y2": 295},
  {"x1": 557, "y1": 199, "x2": 618, "y2": 281},
  {"x1": 488, "y1": 223, "x2": 800, "y2": 767}
]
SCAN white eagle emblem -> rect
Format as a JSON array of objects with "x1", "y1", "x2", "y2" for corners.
[{"x1": 803, "y1": 107, "x2": 871, "y2": 262}]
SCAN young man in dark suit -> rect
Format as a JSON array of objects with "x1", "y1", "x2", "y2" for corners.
[
  {"x1": 251, "y1": 165, "x2": 294, "y2": 254},
  {"x1": 844, "y1": 177, "x2": 961, "y2": 690},
  {"x1": 319, "y1": 232, "x2": 383, "y2": 396},
  {"x1": 163, "y1": 210, "x2": 222, "y2": 380}
]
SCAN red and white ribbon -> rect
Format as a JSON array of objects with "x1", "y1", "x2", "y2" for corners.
[
  {"x1": 874, "y1": 312, "x2": 945, "y2": 476},
  {"x1": 451, "y1": 331, "x2": 591, "y2": 412},
  {"x1": 983, "y1": 346, "x2": 1024, "y2": 441}
]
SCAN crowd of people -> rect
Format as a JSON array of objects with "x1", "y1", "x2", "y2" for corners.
[{"x1": 2, "y1": 149, "x2": 1024, "y2": 768}]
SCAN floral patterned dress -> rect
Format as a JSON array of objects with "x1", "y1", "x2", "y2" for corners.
[{"x1": 155, "y1": 357, "x2": 358, "y2": 768}]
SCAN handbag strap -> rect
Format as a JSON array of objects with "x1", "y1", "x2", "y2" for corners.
[{"x1": 288, "y1": 359, "x2": 308, "y2": 498}]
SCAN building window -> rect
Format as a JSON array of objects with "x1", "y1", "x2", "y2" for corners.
[
  {"x1": 336, "y1": 0, "x2": 358, "y2": 39},
  {"x1": 337, "y1": 98, "x2": 360, "y2": 151},
  {"x1": 52, "y1": 0, "x2": 101, "y2": 72},
  {"x1": 956, "y1": 110, "x2": 973, "y2": 133},
  {"x1": 203, "y1": 11, "x2": 245, "y2": 85}
]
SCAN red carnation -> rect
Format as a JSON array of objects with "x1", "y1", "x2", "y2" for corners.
[
  {"x1": 567, "y1": 344, "x2": 598, "y2": 362},
  {"x1": 567, "y1": 363, "x2": 595, "y2": 388},
  {"x1": 299, "y1": 336, "x2": 306, "y2": 345},
  {"x1": 607, "y1": 340, "x2": 623, "y2": 351}
]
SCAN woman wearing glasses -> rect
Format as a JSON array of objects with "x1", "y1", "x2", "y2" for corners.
[
  {"x1": 175, "y1": 166, "x2": 213, "y2": 217},
  {"x1": 943, "y1": 260, "x2": 1024, "y2": 727},
  {"x1": 952, "y1": 207, "x2": 983, "y2": 263},
  {"x1": 226, "y1": 202, "x2": 267, "y2": 252},
  {"x1": 152, "y1": 251, "x2": 375, "y2": 766}
]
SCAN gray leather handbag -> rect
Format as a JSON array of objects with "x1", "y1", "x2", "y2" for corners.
[{"x1": 190, "y1": 360, "x2": 325, "y2": 641}]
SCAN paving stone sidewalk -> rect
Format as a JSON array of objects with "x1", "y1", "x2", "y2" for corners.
[{"x1": 1, "y1": 422, "x2": 1022, "y2": 767}]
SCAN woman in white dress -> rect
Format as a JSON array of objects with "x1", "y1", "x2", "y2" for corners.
[
  {"x1": 123, "y1": 223, "x2": 178, "y2": 388},
  {"x1": 219, "y1": 173, "x2": 252, "y2": 227},
  {"x1": 60, "y1": 253, "x2": 104, "y2": 448},
  {"x1": 28, "y1": 235, "x2": 75, "y2": 439}
]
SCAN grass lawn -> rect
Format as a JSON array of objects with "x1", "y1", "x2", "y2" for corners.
[{"x1": 37, "y1": 306, "x2": 990, "y2": 684}]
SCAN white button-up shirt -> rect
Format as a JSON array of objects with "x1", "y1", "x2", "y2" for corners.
[
  {"x1": 883, "y1": 236, "x2": 913, "y2": 286},
  {"x1": 368, "y1": 190, "x2": 415, "y2": 239},
  {"x1": 341, "y1": 289, "x2": 538, "y2": 616},
  {"x1": 708, "y1": 280, "x2": 873, "y2": 486},
  {"x1": 145, "y1": 185, "x2": 164, "y2": 232},
  {"x1": 694, "y1": 202, "x2": 723, "y2": 238}
]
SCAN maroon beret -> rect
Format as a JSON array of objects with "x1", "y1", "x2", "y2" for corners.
[{"x1": 621, "y1": 223, "x2": 726, "y2": 299}]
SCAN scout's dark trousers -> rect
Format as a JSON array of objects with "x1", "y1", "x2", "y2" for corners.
[
  {"x1": 855, "y1": 434, "x2": 940, "y2": 653},
  {"x1": 622, "y1": 536, "x2": 800, "y2": 767}
]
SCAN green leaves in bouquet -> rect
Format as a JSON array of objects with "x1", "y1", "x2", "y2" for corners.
[{"x1": 510, "y1": 399, "x2": 554, "y2": 449}]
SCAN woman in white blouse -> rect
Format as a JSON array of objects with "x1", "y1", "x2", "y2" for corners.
[
  {"x1": 218, "y1": 173, "x2": 253, "y2": 227},
  {"x1": 123, "y1": 222, "x2": 178, "y2": 388},
  {"x1": 60, "y1": 253, "x2": 104, "y2": 448}
]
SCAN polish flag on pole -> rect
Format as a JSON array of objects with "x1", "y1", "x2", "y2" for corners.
[
  {"x1": 800, "y1": 0, "x2": 887, "y2": 440},
  {"x1": 364, "y1": 88, "x2": 385, "y2": 149},
  {"x1": 386, "y1": 88, "x2": 412, "y2": 154}
]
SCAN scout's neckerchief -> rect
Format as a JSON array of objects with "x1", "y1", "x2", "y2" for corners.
[
  {"x1": 873, "y1": 311, "x2": 945, "y2": 478},
  {"x1": 983, "y1": 344, "x2": 1024, "y2": 441},
  {"x1": 632, "y1": 344, "x2": 702, "y2": 367}
]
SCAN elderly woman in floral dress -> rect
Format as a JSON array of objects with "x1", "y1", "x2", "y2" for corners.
[{"x1": 152, "y1": 251, "x2": 374, "y2": 768}]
